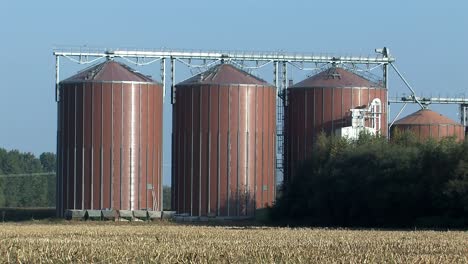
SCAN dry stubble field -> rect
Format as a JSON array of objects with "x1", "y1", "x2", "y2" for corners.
[{"x1": 0, "y1": 222, "x2": 467, "y2": 263}]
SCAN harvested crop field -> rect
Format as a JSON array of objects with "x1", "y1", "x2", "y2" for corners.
[{"x1": 0, "y1": 222, "x2": 467, "y2": 263}]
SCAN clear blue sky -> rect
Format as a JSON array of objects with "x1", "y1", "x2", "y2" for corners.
[{"x1": 1, "y1": 0, "x2": 467, "y2": 184}]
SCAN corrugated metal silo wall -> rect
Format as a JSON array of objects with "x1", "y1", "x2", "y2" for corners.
[
  {"x1": 391, "y1": 124, "x2": 465, "y2": 142},
  {"x1": 285, "y1": 86, "x2": 387, "y2": 182},
  {"x1": 57, "y1": 81, "x2": 163, "y2": 217},
  {"x1": 172, "y1": 84, "x2": 276, "y2": 217}
]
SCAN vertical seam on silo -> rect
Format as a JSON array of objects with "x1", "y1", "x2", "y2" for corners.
[
  {"x1": 177, "y1": 126, "x2": 180, "y2": 212},
  {"x1": 91, "y1": 83, "x2": 94, "y2": 210},
  {"x1": 56, "y1": 92, "x2": 60, "y2": 215},
  {"x1": 183, "y1": 130, "x2": 186, "y2": 213},
  {"x1": 129, "y1": 148, "x2": 133, "y2": 210},
  {"x1": 100, "y1": 83, "x2": 103, "y2": 210},
  {"x1": 261, "y1": 87, "x2": 264, "y2": 208},
  {"x1": 199, "y1": 86, "x2": 202, "y2": 216},
  {"x1": 270, "y1": 87, "x2": 273, "y2": 205},
  {"x1": 245, "y1": 86, "x2": 249, "y2": 216},
  {"x1": 175, "y1": 96, "x2": 178, "y2": 212},
  {"x1": 145, "y1": 84, "x2": 149, "y2": 210},
  {"x1": 151, "y1": 136, "x2": 158, "y2": 210},
  {"x1": 217, "y1": 84, "x2": 221, "y2": 216},
  {"x1": 207, "y1": 86, "x2": 211, "y2": 215},
  {"x1": 304, "y1": 91, "x2": 307, "y2": 161},
  {"x1": 191, "y1": 87, "x2": 194, "y2": 216},
  {"x1": 110, "y1": 83, "x2": 114, "y2": 209},
  {"x1": 227, "y1": 85, "x2": 231, "y2": 217},
  {"x1": 313, "y1": 88, "x2": 316, "y2": 145},
  {"x1": 254, "y1": 86, "x2": 257, "y2": 211},
  {"x1": 171, "y1": 95, "x2": 174, "y2": 212},
  {"x1": 59, "y1": 94, "x2": 64, "y2": 214},
  {"x1": 60, "y1": 95, "x2": 63, "y2": 214},
  {"x1": 358, "y1": 88, "x2": 361, "y2": 106},
  {"x1": 82, "y1": 84, "x2": 85, "y2": 210},
  {"x1": 182, "y1": 89, "x2": 186, "y2": 213},
  {"x1": 130, "y1": 84, "x2": 135, "y2": 211},
  {"x1": 272, "y1": 86, "x2": 275, "y2": 205},
  {"x1": 138, "y1": 83, "x2": 142, "y2": 210},
  {"x1": 159, "y1": 87, "x2": 163, "y2": 212},
  {"x1": 67, "y1": 87, "x2": 70, "y2": 210},
  {"x1": 266, "y1": 86, "x2": 270, "y2": 208},
  {"x1": 63, "y1": 91, "x2": 66, "y2": 213},
  {"x1": 153, "y1": 86, "x2": 157, "y2": 211},
  {"x1": 272, "y1": 86, "x2": 276, "y2": 203},
  {"x1": 237, "y1": 84, "x2": 240, "y2": 216},
  {"x1": 173, "y1": 87, "x2": 176, "y2": 212},
  {"x1": 57, "y1": 93, "x2": 61, "y2": 215},
  {"x1": 120, "y1": 83, "x2": 123, "y2": 210},
  {"x1": 73, "y1": 85, "x2": 77, "y2": 210},
  {"x1": 266, "y1": 86, "x2": 270, "y2": 207},
  {"x1": 56, "y1": 93, "x2": 60, "y2": 215}
]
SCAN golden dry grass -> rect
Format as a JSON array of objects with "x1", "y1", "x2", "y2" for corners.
[{"x1": 0, "y1": 222, "x2": 467, "y2": 263}]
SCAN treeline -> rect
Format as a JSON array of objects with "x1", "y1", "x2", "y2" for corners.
[
  {"x1": 272, "y1": 133, "x2": 468, "y2": 228},
  {"x1": 0, "y1": 148, "x2": 56, "y2": 208}
]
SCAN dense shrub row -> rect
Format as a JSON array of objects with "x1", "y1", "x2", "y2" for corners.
[
  {"x1": 272, "y1": 132, "x2": 468, "y2": 228},
  {"x1": 0, "y1": 148, "x2": 175, "y2": 211}
]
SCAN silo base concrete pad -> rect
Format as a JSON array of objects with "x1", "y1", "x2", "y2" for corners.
[
  {"x1": 101, "y1": 210, "x2": 118, "y2": 221},
  {"x1": 86, "y1": 210, "x2": 102, "y2": 220},
  {"x1": 162, "y1": 211, "x2": 176, "y2": 220},
  {"x1": 118, "y1": 210, "x2": 133, "y2": 221},
  {"x1": 148, "y1": 211, "x2": 162, "y2": 221},
  {"x1": 173, "y1": 215, "x2": 254, "y2": 222},
  {"x1": 133, "y1": 210, "x2": 148, "y2": 221},
  {"x1": 215, "y1": 216, "x2": 253, "y2": 221},
  {"x1": 65, "y1": 210, "x2": 86, "y2": 220},
  {"x1": 206, "y1": 212, "x2": 216, "y2": 218}
]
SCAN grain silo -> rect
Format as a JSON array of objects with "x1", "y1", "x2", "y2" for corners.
[
  {"x1": 172, "y1": 63, "x2": 276, "y2": 217},
  {"x1": 391, "y1": 109, "x2": 465, "y2": 142},
  {"x1": 56, "y1": 60, "x2": 163, "y2": 217},
  {"x1": 285, "y1": 66, "x2": 387, "y2": 182}
]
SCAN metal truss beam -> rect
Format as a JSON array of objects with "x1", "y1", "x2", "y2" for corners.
[
  {"x1": 53, "y1": 48, "x2": 394, "y2": 64},
  {"x1": 389, "y1": 96, "x2": 468, "y2": 105}
]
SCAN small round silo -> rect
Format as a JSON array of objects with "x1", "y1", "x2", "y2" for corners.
[
  {"x1": 57, "y1": 60, "x2": 163, "y2": 217},
  {"x1": 285, "y1": 66, "x2": 387, "y2": 182},
  {"x1": 391, "y1": 109, "x2": 465, "y2": 142},
  {"x1": 172, "y1": 63, "x2": 276, "y2": 217}
]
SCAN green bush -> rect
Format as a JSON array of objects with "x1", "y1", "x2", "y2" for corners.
[{"x1": 272, "y1": 133, "x2": 468, "y2": 228}]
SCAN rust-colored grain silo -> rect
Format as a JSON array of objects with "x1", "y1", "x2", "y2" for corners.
[
  {"x1": 56, "y1": 60, "x2": 163, "y2": 217},
  {"x1": 172, "y1": 64, "x2": 276, "y2": 217},
  {"x1": 285, "y1": 66, "x2": 387, "y2": 182},
  {"x1": 391, "y1": 109, "x2": 465, "y2": 142}
]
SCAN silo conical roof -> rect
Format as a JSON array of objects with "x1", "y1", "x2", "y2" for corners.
[
  {"x1": 291, "y1": 67, "x2": 381, "y2": 88},
  {"x1": 394, "y1": 109, "x2": 462, "y2": 125},
  {"x1": 61, "y1": 60, "x2": 156, "y2": 83},
  {"x1": 176, "y1": 63, "x2": 273, "y2": 86}
]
